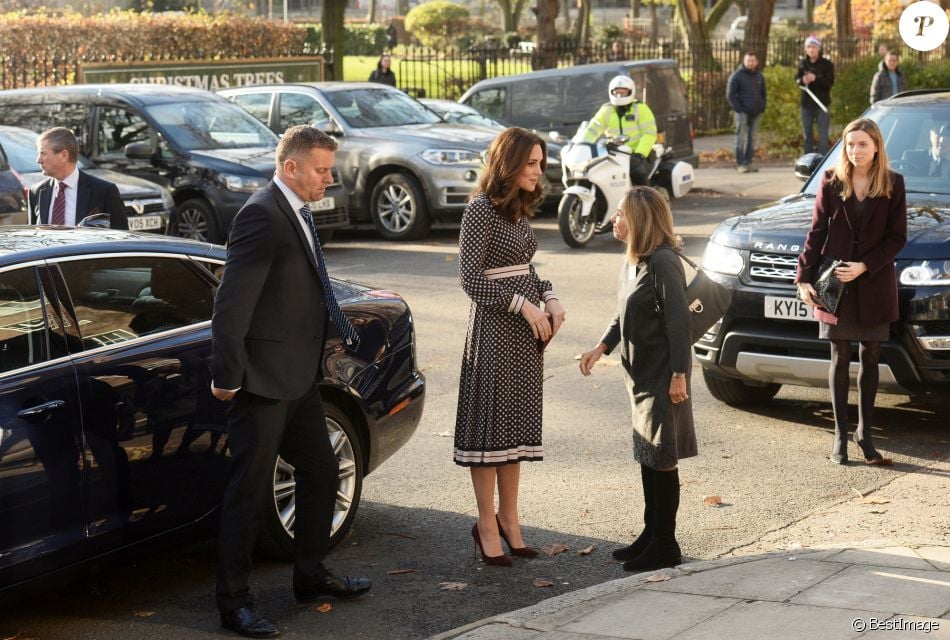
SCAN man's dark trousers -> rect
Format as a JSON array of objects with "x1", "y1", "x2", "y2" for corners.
[{"x1": 215, "y1": 383, "x2": 339, "y2": 614}]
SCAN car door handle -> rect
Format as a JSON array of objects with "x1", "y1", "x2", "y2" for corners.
[{"x1": 18, "y1": 400, "x2": 66, "y2": 418}]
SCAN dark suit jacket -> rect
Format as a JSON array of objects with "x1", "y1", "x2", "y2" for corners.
[
  {"x1": 211, "y1": 181, "x2": 328, "y2": 400},
  {"x1": 795, "y1": 170, "x2": 907, "y2": 325},
  {"x1": 901, "y1": 149, "x2": 948, "y2": 178},
  {"x1": 27, "y1": 170, "x2": 128, "y2": 229}
]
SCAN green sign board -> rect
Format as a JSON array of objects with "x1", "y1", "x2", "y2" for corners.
[{"x1": 79, "y1": 57, "x2": 324, "y2": 90}]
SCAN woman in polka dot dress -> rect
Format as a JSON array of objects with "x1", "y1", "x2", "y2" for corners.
[{"x1": 454, "y1": 128, "x2": 565, "y2": 566}]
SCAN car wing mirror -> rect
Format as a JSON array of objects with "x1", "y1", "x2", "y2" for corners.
[
  {"x1": 124, "y1": 142, "x2": 155, "y2": 160},
  {"x1": 319, "y1": 121, "x2": 343, "y2": 137},
  {"x1": 794, "y1": 153, "x2": 823, "y2": 181},
  {"x1": 78, "y1": 213, "x2": 111, "y2": 229}
]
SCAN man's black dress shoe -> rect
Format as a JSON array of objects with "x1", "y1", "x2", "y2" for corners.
[
  {"x1": 220, "y1": 606, "x2": 280, "y2": 638},
  {"x1": 294, "y1": 572, "x2": 371, "y2": 602}
]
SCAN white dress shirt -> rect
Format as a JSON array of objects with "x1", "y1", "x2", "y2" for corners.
[{"x1": 51, "y1": 167, "x2": 80, "y2": 226}]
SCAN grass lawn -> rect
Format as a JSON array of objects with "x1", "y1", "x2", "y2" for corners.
[{"x1": 344, "y1": 56, "x2": 378, "y2": 83}]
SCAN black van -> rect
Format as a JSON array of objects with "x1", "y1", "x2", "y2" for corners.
[
  {"x1": 0, "y1": 85, "x2": 348, "y2": 243},
  {"x1": 459, "y1": 60, "x2": 697, "y2": 167}
]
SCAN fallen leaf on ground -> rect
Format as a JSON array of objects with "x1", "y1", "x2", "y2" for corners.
[
  {"x1": 386, "y1": 568, "x2": 419, "y2": 575},
  {"x1": 439, "y1": 582, "x2": 468, "y2": 591},
  {"x1": 702, "y1": 495, "x2": 723, "y2": 506},
  {"x1": 850, "y1": 488, "x2": 865, "y2": 498},
  {"x1": 867, "y1": 509, "x2": 887, "y2": 514},
  {"x1": 576, "y1": 544, "x2": 596, "y2": 556},
  {"x1": 721, "y1": 454, "x2": 731, "y2": 459},
  {"x1": 532, "y1": 578, "x2": 554, "y2": 588},
  {"x1": 641, "y1": 574, "x2": 672, "y2": 583},
  {"x1": 433, "y1": 431, "x2": 453, "y2": 437},
  {"x1": 541, "y1": 543, "x2": 570, "y2": 556},
  {"x1": 861, "y1": 498, "x2": 890, "y2": 505},
  {"x1": 314, "y1": 603, "x2": 333, "y2": 613},
  {"x1": 132, "y1": 611, "x2": 156, "y2": 618}
]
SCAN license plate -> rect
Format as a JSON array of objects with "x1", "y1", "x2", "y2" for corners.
[
  {"x1": 764, "y1": 296, "x2": 817, "y2": 322},
  {"x1": 310, "y1": 197, "x2": 335, "y2": 211},
  {"x1": 128, "y1": 215, "x2": 163, "y2": 231}
]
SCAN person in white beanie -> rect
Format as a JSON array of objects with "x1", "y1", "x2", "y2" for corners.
[{"x1": 795, "y1": 35, "x2": 835, "y2": 155}]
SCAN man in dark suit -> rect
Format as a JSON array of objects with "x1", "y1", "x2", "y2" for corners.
[
  {"x1": 901, "y1": 123, "x2": 949, "y2": 179},
  {"x1": 210, "y1": 125, "x2": 369, "y2": 639},
  {"x1": 28, "y1": 127, "x2": 128, "y2": 229}
]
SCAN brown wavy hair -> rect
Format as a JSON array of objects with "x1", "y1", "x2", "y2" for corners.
[
  {"x1": 472, "y1": 127, "x2": 547, "y2": 222},
  {"x1": 618, "y1": 186, "x2": 682, "y2": 264},
  {"x1": 831, "y1": 118, "x2": 893, "y2": 200}
]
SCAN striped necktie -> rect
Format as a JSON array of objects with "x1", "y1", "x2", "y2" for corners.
[
  {"x1": 299, "y1": 204, "x2": 360, "y2": 351},
  {"x1": 51, "y1": 182, "x2": 67, "y2": 225}
]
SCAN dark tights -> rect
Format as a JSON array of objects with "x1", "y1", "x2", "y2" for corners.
[{"x1": 829, "y1": 340, "x2": 882, "y2": 459}]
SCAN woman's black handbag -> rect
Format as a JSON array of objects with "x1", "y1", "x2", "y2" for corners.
[
  {"x1": 813, "y1": 258, "x2": 844, "y2": 314},
  {"x1": 651, "y1": 250, "x2": 733, "y2": 344}
]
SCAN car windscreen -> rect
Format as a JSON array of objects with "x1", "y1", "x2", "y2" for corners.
[
  {"x1": 143, "y1": 101, "x2": 278, "y2": 151},
  {"x1": 438, "y1": 105, "x2": 504, "y2": 129},
  {"x1": 324, "y1": 88, "x2": 441, "y2": 128},
  {"x1": 805, "y1": 103, "x2": 950, "y2": 196},
  {"x1": 0, "y1": 129, "x2": 93, "y2": 172}
]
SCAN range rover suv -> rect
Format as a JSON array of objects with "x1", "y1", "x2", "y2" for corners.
[{"x1": 695, "y1": 90, "x2": 950, "y2": 405}]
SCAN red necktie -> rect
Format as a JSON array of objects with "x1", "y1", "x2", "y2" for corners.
[{"x1": 50, "y1": 182, "x2": 67, "y2": 225}]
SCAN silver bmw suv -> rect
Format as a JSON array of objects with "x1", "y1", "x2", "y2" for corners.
[{"x1": 221, "y1": 83, "x2": 498, "y2": 241}]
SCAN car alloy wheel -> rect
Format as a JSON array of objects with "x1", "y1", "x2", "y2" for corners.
[
  {"x1": 370, "y1": 173, "x2": 431, "y2": 240},
  {"x1": 377, "y1": 182, "x2": 414, "y2": 234},
  {"x1": 174, "y1": 198, "x2": 216, "y2": 242}
]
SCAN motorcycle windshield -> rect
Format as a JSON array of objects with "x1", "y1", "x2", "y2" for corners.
[{"x1": 572, "y1": 120, "x2": 596, "y2": 143}]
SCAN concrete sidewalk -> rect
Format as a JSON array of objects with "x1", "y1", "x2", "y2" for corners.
[
  {"x1": 434, "y1": 544, "x2": 950, "y2": 640},
  {"x1": 691, "y1": 134, "x2": 805, "y2": 201}
]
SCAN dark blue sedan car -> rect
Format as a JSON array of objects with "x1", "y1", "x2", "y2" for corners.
[{"x1": 0, "y1": 227, "x2": 424, "y2": 589}]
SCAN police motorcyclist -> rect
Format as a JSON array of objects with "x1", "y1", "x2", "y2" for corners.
[{"x1": 583, "y1": 75, "x2": 658, "y2": 186}]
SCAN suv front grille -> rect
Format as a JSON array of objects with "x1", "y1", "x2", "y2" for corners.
[
  {"x1": 123, "y1": 197, "x2": 167, "y2": 215},
  {"x1": 749, "y1": 252, "x2": 798, "y2": 283}
]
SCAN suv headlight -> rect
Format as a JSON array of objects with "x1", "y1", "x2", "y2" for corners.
[
  {"x1": 899, "y1": 260, "x2": 950, "y2": 286},
  {"x1": 161, "y1": 190, "x2": 175, "y2": 212},
  {"x1": 420, "y1": 149, "x2": 481, "y2": 165},
  {"x1": 702, "y1": 240, "x2": 744, "y2": 276},
  {"x1": 221, "y1": 174, "x2": 268, "y2": 193}
]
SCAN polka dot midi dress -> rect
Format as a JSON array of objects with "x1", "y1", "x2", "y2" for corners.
[{"x1": 454, "y1": 193, "x2": 557, "y2": 467}]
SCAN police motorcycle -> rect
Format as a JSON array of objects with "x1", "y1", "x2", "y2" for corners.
[{"x1": 555, "y1": 123, "x2": 694, "y2": 248}]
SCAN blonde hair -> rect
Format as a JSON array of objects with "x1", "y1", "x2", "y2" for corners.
[
  {"x1": 832, "y1": 118, "x2": 892, "y2": 200},
  {"x1": 473, "y1": 127, "x2": 547, "y2": 222},
  {"x1": 618, "y1": 186, "x2": 681, "y2": 264}
]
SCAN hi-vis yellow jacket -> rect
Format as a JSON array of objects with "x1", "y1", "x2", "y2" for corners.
[{"x1": 582, "y1": 101, "x2": 657, "y2": 157}]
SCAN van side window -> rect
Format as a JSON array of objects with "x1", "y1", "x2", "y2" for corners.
[
  {"x1": 98, "y1": 108, "x2": 154, "y2": 159},
  {"x1": 0, "y1": 103, "x2": 88, "y2": 148},
  {"x1": 278, "y1": 93, "x2": 331, "y2": 134},
  {"x1": 511, "y1": 78, "x2": 562, "y2": 130},
  {"x1": 231, "y1": 93, "x2": 272, "y2": 127},
  {"x1": 653, "y1": 69, "x2": 688, "y2": 113},
  {"x1": 467, "y1": 88, "x2": 506, "y2": 120},
  {"x1": 564, "y1": 73, "x2": 609, "y2": 123}
]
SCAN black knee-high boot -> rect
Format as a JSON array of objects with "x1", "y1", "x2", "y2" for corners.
[
  {"x1": 612, "y1": 465, "x2": 655, "y2": 561},
  {"x1": 623, "y1": 468, "x2": 682, "y2": 572}
]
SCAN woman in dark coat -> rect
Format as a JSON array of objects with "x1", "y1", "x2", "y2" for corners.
[
  {"x1": 368, "y1": 54, "x2": 396, "y2": 87},
  {"x1": 580, "y1": 186, "x2": 696, "y2": 572},
  {"x1": 795, "y1": 118, "x2": 907, "y2": 466}
]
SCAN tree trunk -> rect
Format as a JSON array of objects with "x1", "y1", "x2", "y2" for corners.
[
  {"x1": 744, "y1": 0, "x2": 774, "y2": 64},
  {"x1": 574, "y1": 0, "x2": 591, "y2": 44},
  {"x1": 631, "y1": 0, "x2": 640, "y2": 19},
  {"x1": 367, "y1": 0, "x2": 377, "y2": 23},
  {"x1": 535, "y1": 0, "x2": 560, "y2": 69},
  {"x1": 834, "y1": 0, "x2": 854, "y2": 59},
  {"x1": 804, "y1": 0, "x2": 814, "y2": 26},
  {"x1": 649, "y1": 1, "x2": 658, "y2": 46},
  {"x1": 497, "y1": 0, "x2": 529, "y2": 32},
  {"x1": 705, "y1": 0, "x2": 735, "y2": 32},
  {"x1": 322, "y1": 0, "x2": 345, "y2": 81},
  {"x1": 677, "y1": 0, "x2": 715, "y2": 70}
]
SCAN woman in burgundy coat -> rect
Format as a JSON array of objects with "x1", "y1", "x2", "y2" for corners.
[{"x1": 795, "y1": 118, "x2": 906, "y2": 466}]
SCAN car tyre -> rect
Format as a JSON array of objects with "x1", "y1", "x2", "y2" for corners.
[
  {"x1": 702, "y1": 368, "x2": 781, "y2": 406},
  {"x1": 257, "y1": 404, "x2": 364, "y2": 560},
  {"x1": 173, "y1": 198, "x2": 219, "y2": 243},
  {"x1": 370, "y1": 173, "x2": 431, "y2": 241}
]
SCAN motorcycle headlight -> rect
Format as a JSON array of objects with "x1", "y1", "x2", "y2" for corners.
[
  {"x1": 899, "y1": 260, "x2": 950, "y2": 286},
  {"x1": 702, "y1": 240, "x2": 744, "y2": 276},
  {"x1": 420, "y1": 149, "x2": 481, "y2": 165},
  {"x1": 221, "y1": 174, "x2": 268, "y2": 193}
]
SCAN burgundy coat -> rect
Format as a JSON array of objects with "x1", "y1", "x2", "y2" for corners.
[{"x1": 795, "y1": 170, "x2": 907, "y2": 325}]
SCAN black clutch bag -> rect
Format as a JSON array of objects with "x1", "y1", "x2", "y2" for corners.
[{"x1": 813, "y1": 258, "x2": 844, "y2": 314}]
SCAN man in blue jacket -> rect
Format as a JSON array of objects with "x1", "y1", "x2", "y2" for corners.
[{"x1": 727, "y1": 52, "x2": 767, "y2": 173}]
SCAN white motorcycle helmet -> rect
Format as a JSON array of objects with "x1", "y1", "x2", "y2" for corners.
[{"x1": 608, "y1": 75, "x2": 636, "y2": 107}]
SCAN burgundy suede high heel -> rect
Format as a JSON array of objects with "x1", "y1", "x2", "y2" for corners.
[
  {"x1": 496, "y1": 515, "x2": 539, "y2": 558},
  {"x1": 471, "y1": 524, "x2": 512, "y2": 567}
]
